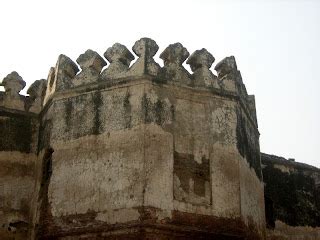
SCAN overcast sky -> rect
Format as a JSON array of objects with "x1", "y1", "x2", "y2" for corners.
[{"x1": 0, "y1": 0, "x2": 319, "y2": 167}]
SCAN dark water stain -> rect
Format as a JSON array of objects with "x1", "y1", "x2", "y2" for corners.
[
  {"x1": 64, "y1": 99, "x2": 73, "y2": 132},
  {"x1": 236, "y1": 109, "x2": 262, "y2": 179},
  {"x1": 123, "y1": 91, "x2": 132, "y2": 128},
  {"x1": 141, "y1": 93, "x2": 172, "y2": 126},
  {"x1": 174, "y1": 152, "x2": 210, "y2": 200},
  {"x1": 92, "y1": 91, "x2": 103, "y2": 135},
  {"x1": 262, "y1": 161, "x2": 320, "y2": 227},
  {"x1": 0, "y1": 111, "x2": 33, "y2": 153}
]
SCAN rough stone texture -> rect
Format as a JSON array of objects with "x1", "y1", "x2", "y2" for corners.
[
  {"x1": 187, "y1": 48, "x2": 219, "y2": 88},
  {"x1": 0, "y1": 72, "x2": 26, "y2": 111},
  {"x1": 128, "y1": 38, "x2": 161, "y2": 77},
  {"x1": 214, "y1": 55, "x2": 248, "y2": 97},
  {"x1": 36, "y1": 51, "x2": 264, "y2": 238},
  {"x1": 1, "y1": 38, "x2": 317, "y2": 240},
  {"x1": 54, "y1": 54, "x2": 80, "y2": 92},
  {"x1": 0, "y1": 108, "x2": 38, "y2": 240},
  {"x1": 247, "y1": 95, "x2": 258, "y2": 126},
  {"x1": 43, "y1": 67, "x2": 56, "y2": 105},
  {"x1": 27, "y1": 79, "x2": 47, "y2": 113},
  {"x1": 73, "y1": 49, "x2": 107, "y2": 87},
  {"x1": 262, "y1": 153, "x2": 320, "y2": 239},
  {"x1": 100, "y1": 43, "x2": 134, "y2": 80},
  {"x1": 158, "y1": 43, "x2": 191, "y2": 85},
  {"x1": 214, "y1": 56, "x2": 238, "y2": 93}
]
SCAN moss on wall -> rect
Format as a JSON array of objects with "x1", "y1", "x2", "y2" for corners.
[
  {"x1": 38, "y1": 119, "x2": 52, "y2": 152},
  {"x1": 141, "y1": 93, "x2": 173, "y2": 126},
  {"x1": 92, "y1": 91, "x2": 103, "y2": 134},
  {"x1": 0, "y1": 111, "x2": 34, "y2": 153},
  {"x1": 236, "y1": 109, "x2": 262, "y2": 179},
  {"x1": 262, "y1": 154, "x2": 320, "y2": 228}
]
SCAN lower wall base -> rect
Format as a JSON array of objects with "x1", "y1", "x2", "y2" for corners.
[
  {"x1": 266, "y1": 221, "x2": 320, "y2": 240},
  {"x1": 47, "y1": 227, "x2": 245, "y2": 240},
  {"x1": 36, "y1": 208, "x2": 262, "y2": 240},
  {"x1": 0, "y1": 229, "x2": 28, "y2": 240}
]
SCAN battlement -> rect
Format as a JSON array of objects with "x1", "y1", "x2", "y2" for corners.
[
  {"x1": 0, "y1": 38, "x2": 257, "y2": 126},
  {"x1": 0, "y1": 38, "x2": 265, "y2": 240},
  {"x1": 1, "y1": 38, "x2": 319, "y2": 240}
]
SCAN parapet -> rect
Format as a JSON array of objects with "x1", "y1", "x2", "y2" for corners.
[
  {"x1": 0, "y1": 37, "x2": 257, "y2": 125},
  {"x1": 0, "y1": 71, "x2": 46, "y2": 113},
  {"x1": 261, "y1": 153, "x2": 320, "y2": 239},
  {"x1": 0, "y1": 38, "x2": 266, "y2": 240}
]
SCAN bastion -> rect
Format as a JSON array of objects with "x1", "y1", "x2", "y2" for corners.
[{"x1": 0, "y1": 38, "x2": 319, "y2": 240}]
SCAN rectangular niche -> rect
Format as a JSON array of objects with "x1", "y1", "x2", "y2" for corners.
[{"x1": 173, "y1": 151, "x2": 211, "y2": 205}]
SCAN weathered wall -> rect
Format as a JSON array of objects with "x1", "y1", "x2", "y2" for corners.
[
  {"x1": 0, "y1": 107, "x2": 38, "y2": 240},
  {"x1": 236, "y1": 107, "x2": 265, "y2": 236},
  {"x1": 37, "y1": 83, "x2": 264, "y2": 239},
  {"x1": 0, "y1": 72, "x2": 45, "y2": 240},
  {"x1": 262, "y1": 153, "x2": 320, "y2": 240},
  {"x1": 1, "y1": 38, "x2": 266, "y2": 239},
  {"x1": 37, "y1": 84, "x2": 147, "y2": 237}
]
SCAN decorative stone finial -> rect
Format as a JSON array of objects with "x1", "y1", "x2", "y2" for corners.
[
  {"x1": 100, "y1": 43, "x2": 134, "y2": 80},
  {"x1": 187, "y1": 48, "x2": 215, "y2": 72},
  {"x1": 47, "y1": 67, "x2": 56, "y2": 89},
  {"x1": 214, "y1": 56, "x2": 237, "y2": 78},
  {"x1": 1, "y1": 71, "x2": 26, "y2": 110},
  {"x1": 27, "y1": 79, "x2": 47, "y2": 113},
  {"x1": 43, "y1": 67, "x2": 56, "y2": 105},
  {"x1": 128, "y1": 38, "x2": 161, "y2": 76},
  {"x1": 159, "y1": 43, "x2": 191, "y2": 84},
  {"x1": 77, "y1": 49, "x2": 107, "y2": 72},
  {"x1": 74, "y1": 50, "x2": 107, "y2": 86},
  {"x1": 55, "y1": 54, "x2": 79, "y2": 91},
  {"x1": 2, "y1": 71, "x2": 26, "y2": 96},
  {"x1": 160, "y1": 43, "x2": 189, "y2": 65},
  {"x1": 187, "y1": 48, "x2": 219, "y2": 88},
  {"x1": 27, "y1": 79, "x2": 46, "y2": 100},
  {"x1": 214, "y1": 56, "x2": 240, "y2": 92}
]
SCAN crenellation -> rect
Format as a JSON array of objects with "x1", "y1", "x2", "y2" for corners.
[
  {"x1": 128, "y1": 37, "x2": 161, "y2": 77},
  {"x1": 0, "y1": 71, "x2": 26, "y2": 111},
  {"x1": 42, "y1": 55, "x2": 79, "y2": 107},
  {"x1": 2, "y1": 71, "x2": 26, "y2": 94},
  {"x1": 158, "y1": 42, "x2": 191, "y2": 85},
  {"x1": 43, "y1": 66, "x2": 56, "y2": 105},
  {"x1": 27, "y1": 79, "x2": 47, "y2": 113},
  {"x1": 187, "y1": 48, "x2": 219, "y2": 88},
  {"x1": 74, "y1": 49, "x2": 107, "y2": 87},
  {"x1": 213, "y1": 56, "x2": 258, "y2": 127},
  {"x1": 215, "y1": 56, "x2": 239, "y2": 93},
  {"x1": 54, "y1": 54, "x2": 79, "y2": 92},
  {"x1": 1, "y1": 38, "x2": 318, "y2": 240},
  {"x1": 100, "y1": 43, "x2": 134, "y2": 80},
  {"x1": 214, "y1": 56, "x2": 249, "y2": 96},
  {"x1": 214, "y1": 56, "x2": 238, "y2": 77},
  {"x1": 37, "y1": 39, "x2": 255, "y2": 114}
]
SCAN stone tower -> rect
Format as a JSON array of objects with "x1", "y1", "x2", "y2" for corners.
[{"x1": 0, "y1": 38, "x2": 265, "y2": 239}]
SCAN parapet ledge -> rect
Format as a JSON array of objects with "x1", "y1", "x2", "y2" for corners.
[
  {"x1": 45, "y1": 37, "x2": 250, "y2": 91},
  {"x1": 0, "y1": 38, "x2": 257, "y2": 119},
  {"x1": 0, "y1": 71, "x2": 46, "y2": 114},
  {"x1": 214, "y1": 56, "x2": 258, "y2": 125},
  {"x1": 261, "y1": 153, "x2": 320, "y2": 173}
]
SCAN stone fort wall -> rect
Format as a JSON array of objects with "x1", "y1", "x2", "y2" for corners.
[{"x1": 0, "y1": 38, "x2": 318, "y2": 240}]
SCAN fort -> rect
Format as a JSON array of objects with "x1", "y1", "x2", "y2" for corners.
[{"x1": 0, "y1": 38, "x2": 319, "y2": 240}]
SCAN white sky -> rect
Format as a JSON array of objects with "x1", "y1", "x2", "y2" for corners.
[{"x1": 0, "y1": 0, "x2": 319, "y2": 167}]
